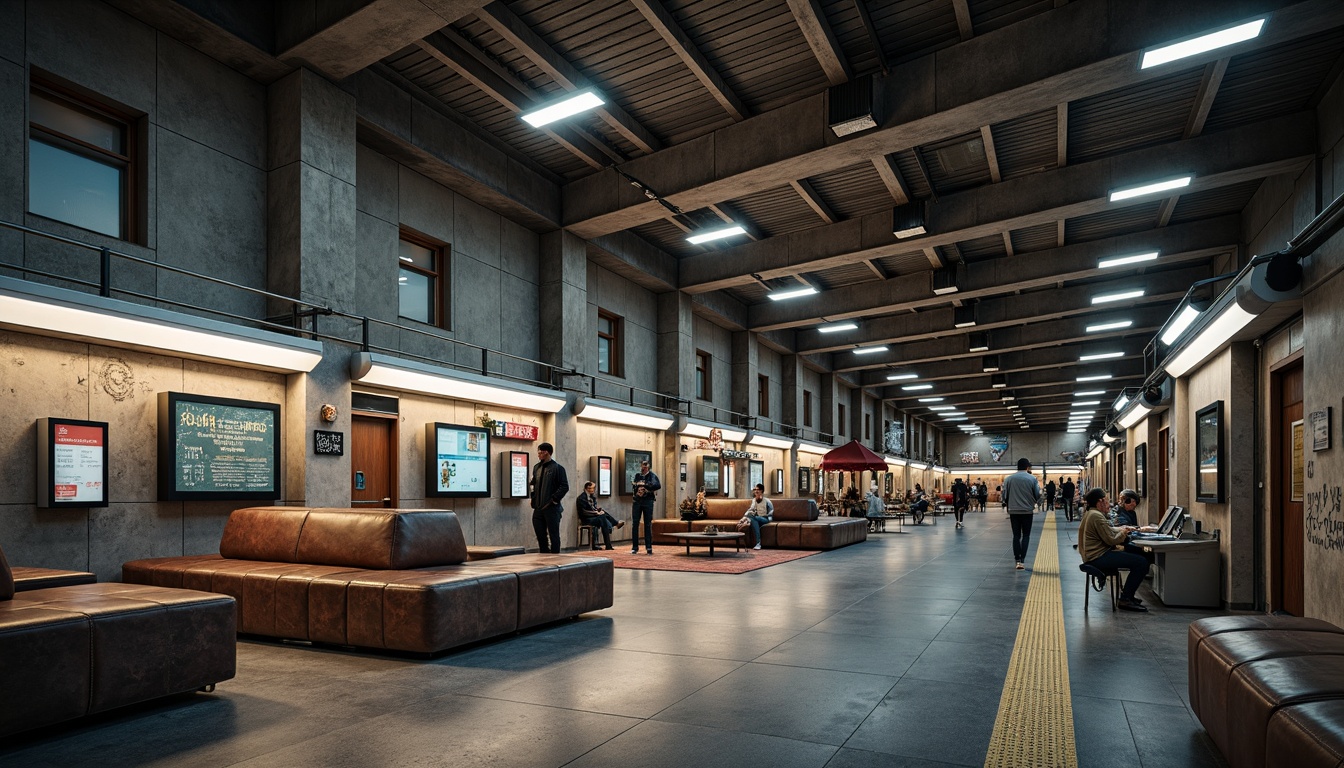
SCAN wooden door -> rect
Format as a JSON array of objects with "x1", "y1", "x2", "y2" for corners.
[
  {"x1": 1273, "y1": 362, "x2": 1305, "y2": 615},
  {"x1": 351, "y1": 414, "x2": 397, "y2": 508},
  {"x1": 1158, "y1": 427, "x2": 1170, "y2": 510}
]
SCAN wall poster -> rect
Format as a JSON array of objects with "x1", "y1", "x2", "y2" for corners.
[
  {"x1": 1195, "y1": 401, "x2": 1224, "y2": 503},
  {"x1": 1134, "y1": 443, "x2": 1146, "y2": 498},
  {"x1": 798, "y1": 465, "x2": 811, "y2": 494},
  {"x1": 597, "y1": 455, "x2": 613, "y2": 496},
  {"x1": 774, "y1": 468, "x2": 785, "y2": 495},
  {"x1": 503, "y1": 451, "x2": 530, "y2": 498},
  {"x1": 425, "y1": 422, "x2": 491, "y2": 498},
  {"x1": 702, "y1": 455, "x2": 721, "y2": 493},
  {"x1": 157, "y1": 392, "x2": 280, "y2": 501},
  {"x1": 748, "y1": 460, "x2": 764, "y2": 492},
  {"x1": 1291, "y1": 419, "x2": 1305, "y2": 502},
  {"x1": 987, "y1": 434, "x2": 1010, "y2": 463},
  {"x1": 1311, "y1": 407, "x2": 1333, "y2": 452},
  {"x1": 37, "y1": 418, "x2": 109, "y2": 508}
]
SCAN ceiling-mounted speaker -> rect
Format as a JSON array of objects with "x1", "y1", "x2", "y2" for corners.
[
  {"x1": 1142, "y1": 376, "x2": 1173, "y2": 408},
  {"x1": 828, "y1": 74, "x2": 877, "y2": 137}
]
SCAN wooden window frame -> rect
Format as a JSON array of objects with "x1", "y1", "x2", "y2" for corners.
[
  {"x1": 397, "y1": 228, "x2": 448, "y2": 329},
  {"x1": 597, "y1": 308, "x2": 623, "y2": 377},
  {"x1": 28, "y1": 78, "x2": 140, "y2": 243},
  {"x1": 695, "y1": 350, "x2": 711, "y2": 401},
  {"x1": 803, "y1": 390, "x2": 813, "y2": 428},
  {"x1": 865, "y1": 413, "x2": 871, "y2": 440},
  {"x1": 838, "y1": 403, "x2": 847, "y2": 436},
  {"x1": 758, "y1": 374, "x2": 769, "y2": 418}
]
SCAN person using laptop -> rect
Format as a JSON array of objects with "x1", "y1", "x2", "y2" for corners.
[
  {"x1": 1113, "y1": 488, "x2": 1143, "y2": 526},
  {"x1": 1079, "y1": 488, "x2": 1150, "y2": 612}
]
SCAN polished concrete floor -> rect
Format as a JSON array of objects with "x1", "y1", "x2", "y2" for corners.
[{"x1": 0, "y1": 509, "x2": 1228, "y2": 767}]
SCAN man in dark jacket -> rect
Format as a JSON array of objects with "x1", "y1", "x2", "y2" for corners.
[
  {"x1": 1060, "y1": 477, "x2": 1077, "y2": 521},
  {"x1": 530, "y1": 442, "x2": 569, "y2": 554},
  {"x1": 952, "y1": 478, "x2": 970, "y2": 529},
  {"x1": 630, "y1": 459, "x2": 661, "y2": 554}
]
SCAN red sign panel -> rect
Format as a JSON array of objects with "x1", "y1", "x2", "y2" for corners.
[{"x1": 493, "y1": 421, "x2": 539, "y2": 441}]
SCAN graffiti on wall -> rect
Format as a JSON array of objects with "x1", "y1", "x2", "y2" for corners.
[{"x1": 1305, "y1": 483, "x2": 1344, "y2": 551}]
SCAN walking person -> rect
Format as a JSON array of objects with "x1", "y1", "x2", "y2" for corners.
[
  {"x1": 1060, "y1": 477, "x2": 1077, "y2": 521},
  {"x1": 977, "y1": 479, "x2": 988, "y2": 512},
  {"x1": 1002, "y1": 458, "x2": 1041, "y2": 569},
  {"x1": 576, "y1": 481, "x2": 623, "y2": 550},
  {"x1": 952, "y1": 477, "x2": 970, "y2": 529},
  {"x1": 1045, "y1": 479, "x2": 1057, "y2": 511},
  {"x1": 529, "y1": 442, "x2": 569, "y2": 554},
  {"x1": 1078, "y1": 488, "x2": 1150, "y2": 612},
  {"x1": 630, "y1": 459, "x2": 661, "y2": 554}
]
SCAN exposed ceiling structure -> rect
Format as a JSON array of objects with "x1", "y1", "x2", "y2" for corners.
[{"x1": 128, "y1": 0, "x2": 1344, "y2": 435}]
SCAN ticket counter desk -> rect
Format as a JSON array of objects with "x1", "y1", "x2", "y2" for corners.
[{"x1": 1136, "y1": 532, "x2": 1221, "y2": 608}]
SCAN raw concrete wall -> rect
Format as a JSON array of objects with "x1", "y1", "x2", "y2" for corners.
[
  {"x1": 586, "y1": 262, "x2": 658, "y2": 405},
  {"x1": 693, "y1": 315, "x2": 733, "y2": 419},
  {"x1": 945, "y1": 431, "x2": 1086, "y2": 469},
  {"x1": 757, "y1": 344, "x2": 783, "y2": 431}
]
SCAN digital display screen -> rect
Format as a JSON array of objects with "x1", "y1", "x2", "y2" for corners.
[
  {"x1": 426, "y1": 423, "x2": 490, "y2": 497},
  {"x1": 37, "y1": 418, "x2": 109, "y2": 508},
  {"x1": 157, "y1": 392, "x2": 280, "y2": 501}
]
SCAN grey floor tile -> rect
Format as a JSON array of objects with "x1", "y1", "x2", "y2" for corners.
[
  {"x1": 932, "y1": 615, "x2": 1022, "y2": 646},
  {"x1": 809, "y1": 610, "x2": 953, "y2": 641},
  {"x1": 1067, "y1": 651, "x2": 1184, "y2": 706},
  {"x1": 1071, "y1": 694, "x2": 1142, "y2": 768},
  {"x1": 1124, "y1": 700, "x2": 1228, "y2": 767},
  {"x1": 902, "y1": 639, "x2": 1015, "y2": 686},
  {"x1": 655, "y1": 662, "x2": 897, "y2": 746},
  {"x1": 566, "y1": 719, "x2": 837, "y2": 768},
  {"x1": 844, "y1": 677, "x2": 1001, "y2": 766},
  {"x1": 824, "y1": 747, "x2": 965, "y2": 767},
  {"x1": 756, "y1": 631, "x2": 931, "y2": 677},
  {"x1": 606, "y1": 621, "x2": 800, "y2": 661}
]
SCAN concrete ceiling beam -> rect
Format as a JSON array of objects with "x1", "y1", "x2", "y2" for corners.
[
  {"x1": 561, "y1": 0, "x2": 1335, "y2": 238},
  {"x1": 585, "y1": 232, "x2": 678, "y2": 292},
  {"x1": 683, "y1": 113, "x2": 1313, "y2": 292},
  {"x1": 771, "y1": 215, "x2": 1237, "y2": 335},
  {"x1": 787, "y1": 0, "x2": 851, "y2": 86},
  {"x1": 881, "y1": 358, "x2": 1148, "y2": 402}
]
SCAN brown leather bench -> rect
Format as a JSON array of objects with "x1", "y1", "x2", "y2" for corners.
[
  {"x1": 651, "y1": 498, "x2": 867, "y2": 549},
  {"x1": 123, "y1": 507, "x2": 612, "y2": 654},
  {"x1": 12, "y1": 566, "x2": 96, "y2": 591},
  {"x1": 0, "y1": 545, "x2": 236, "y2": 738},
  {"x1": 1189, "y1": 616, "x2": 1344, "y2": 768}
]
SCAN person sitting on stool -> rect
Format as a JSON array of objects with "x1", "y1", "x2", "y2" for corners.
[
  {"x1": 576, "y1": 481, "x2": 623, "y2": 550},
  {"x1": 1079, "y1": 488, "x2": 1150, "y2": 612}
]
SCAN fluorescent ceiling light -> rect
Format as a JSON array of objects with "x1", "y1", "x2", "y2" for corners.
[
  {"x1": 1077, "y1": 374, "x2": 1113, "y2": 382},
  {"x1": 746, "y1": 432, "x2": 795, "y2": 450},
  {"x1": 902, "y1": 384, "x2": 934, "y2": 391},
  {"x1": 1102, "y1": 432, "x2": 1118, "y2": 444},
  {"x1": 1092, "y1": 289, "x2": 1145, "y2": 305},
  {"x1": 1098, "y1": 251, "x2": 1159, "y2": 269},
  {"x1": 1118, "y1": 403, "x2": 1152, "y2": 429},
  {"x1": 853, "y1": 346, "x2": 889, "y2": 355},
  {"x1": 818, "y1": 321, "x2": 858, "y2": 333},
  {"x1": 942, "y1": 412, "x2": 965, "y2": 417},
  {"x1": 1114, "y1": 394, "x2": 1130, "y2": 411},
  {"x1": 929, "y1": 406, "x2": 955, "y2": 411},
  {"x1": 686, "y1": 224, "x2": 748, "y2": 245},
  {"x1": 520, "y1": 89, "x2": 605, "y2": 127},
  {"x1": 1073, "y1": 400, "x2": 1101, "y2": 407},
  {"x1": 1087, "y1": 320, "x2": 1133, "y2": 333},
  {"x1": 678, "y1": 421, "x2": 748, "y2": 443},
  {"x1": 1165, "y1": 303, "x2": 1257, "y2": 377},
  {"x1": 918, "y1": 397, "x2": 944, "y2": 403},
  {"x1": 1067, "y1": 429, "x2": 1087, "y2": 433},
  {"x1": 886, "y1": 373, "x2": 918, "y2": 381},
  {"x1": 767, "y1": 286, "x2": 819, "y2": 301},
  {"x1": 351, "y1": 353, "x2": 566, "y2": 413},
  {"x1": 1079, "y1": 351, "x2": 1124, "y2": 361},
  {"x1": 576, "y1": 400, "x2": 675, "y2": 431},
  {"x1": 1109, "y1": 176, "x2": 1192, "y2": 202},
  {"x1": 953, "y1": 319, "x2": 977, "y2": 328},
  {"x1": 944, "y1": 417, "x2": 968, "y2": 422},
  {"x1": 1076, "y1": 390, "x2": 1106, "y2": 397},
  {"x1": 1161, "y1": 304, "x2": 1203, "y2": 345},
  {"x1": 0, "y1": 277, "x2": 324, "y2": 373},
  {"x1": 1140, "y1": 18, "x2": 1266, "y2": 69}
]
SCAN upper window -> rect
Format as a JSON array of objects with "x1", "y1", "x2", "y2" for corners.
[
  {"x1": 28, "y1": 83, "x2": 135, "y2": 240},
  {"x1": 597, "y1": 309, "x2": 623, "y2": 376},
  {"x1": 758, "y1": 374, "x2": 769, "y2": 418},
  {"x1": 398, "y1": 231, "x2": 447, "y2": 327},
  {"x1": 803, "y1": 391, "x2": 813, "y2": 428},
  {"x1": 695, "y1": 350, "x2": 711, "y2": 401},
  {"x1": 838, "y1": 404, "x2": 847, "y2": 436},
  {"x1": 865, "y1": 413, "x2": 871, "y2": 440}
]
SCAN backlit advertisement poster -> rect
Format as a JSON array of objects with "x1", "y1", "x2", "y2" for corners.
[
  {"x1": 37, "y1": 418, "x2": 109, "y2": 508},
  {"x1": 598, "y1": 456, "x2": 613, "y2": 496},
  {"x1": 502, "y1": 451, "x2": 530, "y2": 498},
  {"x1": 426, "y1": 423, "x2": 490, "y2": 498}
]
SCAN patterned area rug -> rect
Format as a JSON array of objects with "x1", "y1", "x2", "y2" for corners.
[{"x1": 572, "y1": 547, "x2": 823, "y2": 574}]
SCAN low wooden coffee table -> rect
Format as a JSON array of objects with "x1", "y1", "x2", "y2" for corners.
[{"x1": 669, "y1": 531, "x2": 746, "y2": 557}]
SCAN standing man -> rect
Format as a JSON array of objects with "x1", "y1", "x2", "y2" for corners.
[
  {"x1": 630, "y1": 459, "x2": 661, "y2": 555},
  {"x1": 1045, "y1": 478, "x2": 1057, "y2": 511},
  {"x1": 529, "y1": 442, "x2": 569, "y2": 554},
  {"x1": 1060, "y1": 476, "x2": 1077, "y2": 521},
  {"x1": 1002, "y1": 458, "x2": 1042, "y2": 570},
  {"x1": 952, "y1": 478, "x2": 970, "y2": 529}
]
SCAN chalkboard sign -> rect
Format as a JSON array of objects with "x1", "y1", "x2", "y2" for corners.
[
  {"x1": 314, "y1": 430, "x2": 344, "y2": 455},
  {"x1": 157, "y1": 392, "x2": 280, "y2": 501}
]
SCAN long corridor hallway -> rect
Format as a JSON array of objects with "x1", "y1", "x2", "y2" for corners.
[{"x1": 0, "y1": 510, "x2": 1227, "y2": 768}]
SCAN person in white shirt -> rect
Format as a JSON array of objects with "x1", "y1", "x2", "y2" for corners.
[{"x1": 742, "y1": 484, "x2": 774, "y2": 550}]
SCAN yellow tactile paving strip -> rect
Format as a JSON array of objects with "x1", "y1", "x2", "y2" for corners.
[{"x1": 984, "y1": 513, "x2": 1078, "y2": 768}]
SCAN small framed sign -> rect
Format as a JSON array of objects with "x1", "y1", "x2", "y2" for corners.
[
  {"x1": 1311, "y1": 407, "x2": 1333, "y2": 452},
  {"x1": 37, "y1": 418, "x2": 109, "y2": 508},
  {"x1": 679, "y1": 462, "x2": 688, "y2": 482},
  {"x1": 798, "y1": 466, "x2": 811, "y2": 494},
  {"x1": 313, "y1": 430, "x2": 344, "y2": 455},
  {"x1": 774, "y1": 468, "x2": 784, "y2": 495},
  {"x1": 504, "y1": 451, "x2": 530, "y2": 499}
]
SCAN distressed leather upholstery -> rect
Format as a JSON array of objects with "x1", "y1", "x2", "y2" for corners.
[
  {"x1": 0, "y1": 550, "x2": 236, "y2": 738},
  {"x1": 124, "y1": 507, "x2": 612, "y2": 654},
  {"x1": 1189, "y1": 616, "x2": 1344, "y2": 768},
  {"x1": 11, "y1": 566, "x2": 97, "y2": 591},
  {"x1": 651, "y1": 498, "x2": 866, "y2": 549}
]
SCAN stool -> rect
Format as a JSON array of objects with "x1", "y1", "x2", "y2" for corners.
[
  {"x1": 577, "y1": 522, "x2": 601, "y2": 549},
  {"x1": 1080, "y1": 562, "x2": 1120, "y2": 612}
]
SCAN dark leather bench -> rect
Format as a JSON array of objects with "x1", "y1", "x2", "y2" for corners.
[
  {"x1": 123, "y1": 507, "x2": 612, "y2": 654},
  {"x1": 651, "y1": 498, "x2": 867, "y2": 550},
  {"x1": 0, "y1": 545, "x2": 236, "y2": 738},
  {"x1": 11, "y1": 566, "x2": 96, "y2": 591},
  {"x1": 1189, "y1": 615, "x2": 1344, "y2": 768}
]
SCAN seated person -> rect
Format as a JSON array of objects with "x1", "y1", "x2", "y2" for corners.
[
  {"x1": 576, "y1": 482, "x2": 624, "y2": 550},
  {"x1": 1113, "y1": 488, "x2": 1145, "y2": 527},
  {"x1": 842, "y1": 486, "x2": 862, "y2": 516},
  {"x1": 742, "y1": 483, "x2": 774, "y2": 550},
  {"x1": 1078, "y1": 488, "x2": 1150, "y2": 612}
]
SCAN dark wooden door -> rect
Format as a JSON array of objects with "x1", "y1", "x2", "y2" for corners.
[
  {"x1": 1274, "y1": 363, "x2": 1305, "y2": 615},
  {"x1": 1158, "y1": 427, "x2": 1170, "y2": 511},
  {"x1": 351, "y1": 414, "x2": 396, "y2": 508}
]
